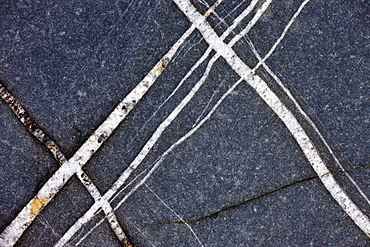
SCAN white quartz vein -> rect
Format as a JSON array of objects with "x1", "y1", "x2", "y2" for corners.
[
  {"x1": 245, "y1": 31, "x2": 370, "y2": 205},
  {"x1": 0, "y1": 2, "x2": 209, "y2": 244},
  {"x1": 54, "y1": 0, "x2": 272, "y2": 244},
  {"x1": 172, "y1": 0, "x2": 370, "y2": 237},
  {"x1": 0, "y1": 83, "x2": 129, "y2": 246}
]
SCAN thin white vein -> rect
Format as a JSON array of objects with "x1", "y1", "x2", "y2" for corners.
[
  {"x1": 74, "y1": 217, "x2": 104, "y2": 246},
  {"x1": 253, "y1": 0, "x2": 310, "y2": 71},
  {"x1": 0, "y1": 13, "x2": 198, "y2": 247},
  {"x1": 0, "y1": 83, "x2": 128, "y2": 245},
  {"x1": 71, "y1": 77, "x2": 244, "y2": 245},
  {"x1": 113, "y1": 78, "x2": 244, "y2": 212},
  {"x1": 192, "y1": 79, "x2": 225, "y2": 127},
  {"x1": 107, "y1": 45, "x2": 219, "y2": 206},
  {"x1": 39, "y1": 217, "x2": 58, "y2": 237},
  {"x1": 55, "y1": 1, "x2": 272, "y2": 244},
  {"x1": 125, "y1": 218, "x2": 157, "y2": 247},
  {"x1": 134, "y1": 0, "x2": 260, "y2": 138},
  {"x1": 49, "y1": 3, "x2": 226, "y2": 247},
  {"x1": 72, "y1": 162, "x2": 157, "y2": 245},
  {"x1": 228, "y1": 0, "x2": 273, "y2": 47},
  {"x1": 173, "y1": 0, "x2": 370, "y2": 237},
  {"x1": 75, "y1": 169, "x2": 129, "y2": 245},
  {"x1": 145, "y1": 184, "x2": 204, "y2": 247},
  {"x1": 72, "y1": 163, "x2": 157, "y2": 245},
  {"x1": 246, "y1": 36, "x2": 370, "y2": 205}
]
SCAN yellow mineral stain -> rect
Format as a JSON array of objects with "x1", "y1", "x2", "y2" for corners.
[
  {"x1": 156, "y1": 57, "x2": 168, "y2": 73},
  {"x1": 30, "y1": 193, "x2": 53, "y2": 217},
  {"x1": 204, "y1": 2, "x2": 218, "y2": 17}
]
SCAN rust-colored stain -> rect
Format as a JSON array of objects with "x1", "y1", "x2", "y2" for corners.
[
  {"x1": 30, "y1": 193, "x2": 53, "y2": 217},
  {"x1": 204, "y1": 2, "x2": 218, "y2": 17},
  {"x1": 156, "y1": 57, "x2": 169, "y2": 73}
]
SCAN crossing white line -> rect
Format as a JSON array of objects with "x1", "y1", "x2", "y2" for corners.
[
  {"x1": 0, "y1": 83, "x2": 130, "y2": 246},
  {"x1": 173, "y1": 0, "x2": 370, "y2": 238},
  {"x1": 0, "y1": 2, "x2": 211, "y2": 243},
  {"x1": 109, "y1": 0, "x2": 322, "y2": 225},
  {"x1": 252, "y1": 0, "x2": 310, "y2": 71},
  {"x1": 246, "y1": 35, "x2": 370, "y2": 206},
  {"x1": 0, "y1": 2, "x2": 224, "y2": 246},
  {"x1": 55, "y1": 1, "x2": 273, "y2": 245},
  {"x1": 134, "y1": 0, "x2": 261, "y2": 137}
]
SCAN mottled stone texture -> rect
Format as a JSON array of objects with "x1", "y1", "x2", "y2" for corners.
[{"x1": 0, "y1": 0, "x2": 369, "y2": 246}]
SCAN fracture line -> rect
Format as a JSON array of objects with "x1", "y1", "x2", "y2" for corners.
[
  {"x1": 243, "y1": 0, "x2": 370, "y2": 205},
  {"x1": 56, "y1": 1, "x2": 272, "y2": 245},
  {"x1": 245, "y1": 35, "x2": 370, "y2": 204},
  {"x1": 68, "y1": 0, "x2": 370, "y2": 243},
  {"x1": 124, "y1": 219, "x2": 157, "y2": 247},
  {"x1": 0, "y1": 83, "x2": 131, "y2": 246},
  {"x1": 113, "y1": 78, "x2": 244, "y2": 213},
  {"x1": 145, "y1": 184, "x2": 204, "y2": 247},
  {"x1": 173, "y1": 0, "x2": 370, "y2": 237}
]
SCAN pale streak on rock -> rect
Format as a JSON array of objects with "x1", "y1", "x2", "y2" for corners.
[
  {"x1": 145, "y1": 184, "x2": 204, "y2": 247},
  {"x1": 136, "y1": 0, "x2": 261, "y2": 131},
  {"x1": 173, "y1": 0, "x2": 370, "y2": 238}
]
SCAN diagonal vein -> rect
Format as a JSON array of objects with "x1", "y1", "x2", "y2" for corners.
[
  {"x1": 172, "y1": 0, "x2": 370, "y2": 238},
  {"x1": 55, "y1": 0, "x2": 273, "y2": 245},
  {"x1": 0, "y1": 1, "x2": 223, "y2": 246},
  {"x1": 0, "y1": 82, "x2": 131, "y2": 246}
]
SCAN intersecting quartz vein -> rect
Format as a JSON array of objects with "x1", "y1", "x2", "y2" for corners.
[
  {"x1": 68, "y1": 0, "x2": 369, "y2": 243},
  {"x1": 109, "y1": 0, "x2": 273, "y2": 218},
  {"x1": 0, "y1": 2, "x2": 223, "y2": 246},
  {"x1": 131, "y1": 0, "x2": 261, "y2": 154},
  {"x1": 173, "y1": 0, "x2": 370, "y2": 237},
  {"x1": 56, "y1": 0, "x2": 273, "y2": 244},
  {"x1": 211, "y1": 0, "x2": 369, "y2": 208},
  {"x1": 0, "y1": 82, "x2": 132, "y2": 247},
  {"x1": 244, "y1": 26, "x2": 370, "y2": 206}
]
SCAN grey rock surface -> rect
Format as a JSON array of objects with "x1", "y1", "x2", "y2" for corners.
[{"x1": 0, "y1": 0, "x2": 369, "y2": 246}]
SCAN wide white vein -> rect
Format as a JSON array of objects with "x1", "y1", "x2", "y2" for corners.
[
  {"x1": 54, "y1": 1, "x2": 270, "y2": 245},
  {"x1": 173, "y1": 0, "x2": 370, "y2": 238},
  {"x1": 0, "y1": 11, "x2": 198, "y2": 247},
  {"x1": 246, "y1": 34, "x2": 370, "y2": 206}
]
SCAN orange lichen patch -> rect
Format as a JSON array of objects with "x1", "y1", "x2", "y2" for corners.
[{"x1": 30, "y1": 193, "x2": 53, "y2": 217}]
